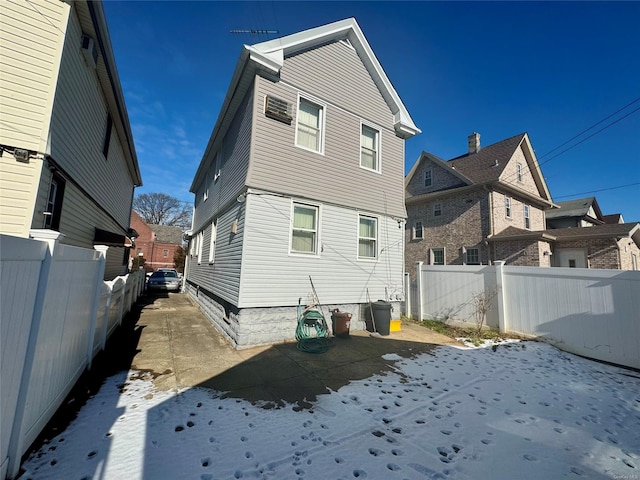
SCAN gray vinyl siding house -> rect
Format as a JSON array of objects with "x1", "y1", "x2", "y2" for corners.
[
  {"x1": 186, "y1": 18, "x2": 420, "y2": 348},
  {"x1": 0, "y1": 0, "x2": 141, "y2": 280}
]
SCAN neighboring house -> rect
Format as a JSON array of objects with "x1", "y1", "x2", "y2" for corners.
[
  {"x1": 405, "y1": 133, "x2": 556, "y2": 273},
  {"x1": 0, "y1": 0, "x2": 141, "y2": 280},
  {"x1": 546, "y1": 197, "x2": 606, "y2": 229},
  {"x1": 542, "y1": 197, "x2": 639, "y2": 269},
  {"x1": 185, "y1": 18, "x2": 420, "y2": 348},
  {"x1": 129, "y1": 211, "x2": 184, "y2": 272}
]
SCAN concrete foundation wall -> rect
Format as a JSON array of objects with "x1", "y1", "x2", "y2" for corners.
[{"x1": 186, "y1": 282, "x2": 401, "y2": 349}]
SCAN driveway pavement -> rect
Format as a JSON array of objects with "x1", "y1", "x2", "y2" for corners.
[{"x1": 132, "y1": 292, "x2": 461, "y2": 409}]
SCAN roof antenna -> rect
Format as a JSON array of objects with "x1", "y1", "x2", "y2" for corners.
[{"x1": 230, "y1": 29, "x2": 279, "y2": 38}]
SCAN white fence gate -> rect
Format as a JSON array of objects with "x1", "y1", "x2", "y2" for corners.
[
  {"x1": 0, "y1": 231, "x2": 145, "y2": 480},
  {"x1": 412, "y1": 261, "x2": 640, "y2": 370}
]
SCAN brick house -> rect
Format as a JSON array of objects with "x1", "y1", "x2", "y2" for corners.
[
  {"x1": 539, "y1": 197, "x2": 639, "y2": 269},
  {"x1": 405, "y1": 133, "x2": 556, "y2": 274},
  {"x1": 130, "y1": 210, "x2": 184, "y2": 272},
  {"x1": 405, "y1": 134, "x2": 640, "y2": 272}
]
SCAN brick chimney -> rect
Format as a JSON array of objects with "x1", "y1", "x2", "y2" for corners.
[{"x1": 468, "y1": 132, "x2": 480, "y2": 154}]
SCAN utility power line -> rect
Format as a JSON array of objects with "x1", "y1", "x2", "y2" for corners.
[{"x1": 553, "y1": 181, "x2": 640, "y2": 200}]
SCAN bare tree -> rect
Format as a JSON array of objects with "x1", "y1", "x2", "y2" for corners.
[
  {"x1": 471, "y1": 289, "x2": 497, "y2": 335},
  {"x1": 133, "y1": 193, "x2": 191, "y2": 228}
]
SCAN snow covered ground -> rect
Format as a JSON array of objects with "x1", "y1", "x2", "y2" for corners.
[{"x1": 21, "y1": 341, "x2": 640, "y2": 480}]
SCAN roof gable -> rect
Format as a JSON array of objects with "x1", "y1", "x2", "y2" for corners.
[
  {"x1": 406, "y1": 133, "x2": 554, "y2": 207},
  {"x1": 193, "y1": 18, "x2": 419, "y2": 192},
  {"x1": 546, "y1": 197, "x2": 603, "y2": 221},
  {"x1": 405, "y1": 151, "x2": 472, "y2": 198},
  {"x1": 249, "y1": 18, "x2": 420, "y2": 139}
]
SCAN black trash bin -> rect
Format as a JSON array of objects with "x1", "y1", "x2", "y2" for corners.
[
  {"x1": 331, "y1": 309, "x2": 352, "y2": 338},
  {"x1": 365, "y1": 301, "x2": 392, "y2": 336}
]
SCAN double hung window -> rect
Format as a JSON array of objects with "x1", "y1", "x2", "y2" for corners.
[
  {"x1": 358, "y1": 215, "x2": 377, "y2": 259},
  {"x1": 431, "y1": 248, "x2": 445, "y2": 265},
  {"x1": 505, "y1": 197, "x2": 512, "y2": 218},
  {"x1": 209, "y1": 219, "x2": 217, "y2": 263},
  {"x1": 466, "y1": 247, "x2": 480, "y2": 265},
  {"x1": 433, "y1": 203, "x2": 442, "y2": 217},
  {"x1": 424, "y1": 169, "x2": 432, "y2": 187},
  {"x1": 524, "y1": 205, "x2": 530, "y2": 229},
  {"x1": 291, "y1": 203, "x2": 318, "y2": 254},
  {"x1": 296, "y1": 98, "x2": 323, "y2": 153},
  {"x1": 360, "y1": 124, "x2": 379, "y2": 171},
  {"x1": 44, "y1": 173, "x2": 65, "y2": 230},
  {"x1": 414, "y1": 221, "x2": 423, "y2": 240}
]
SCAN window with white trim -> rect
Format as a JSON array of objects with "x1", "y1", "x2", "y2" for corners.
[
  {"x1": 296, "y1": 98, "x2": 323, "y2": 153},
  {"x1": 517, "y1": 163, "x2": 523, "y2": 182},
  {"x1": 414, "y1": 221, "x2": 423, "y2": 240},
  {"x1": 430, "y1": 248, "x2": 445, "y2": 265},
  {"x1": 196, "y1": 231, "x2": 204, "y2": 264},
  {"x1": 524, "y1": 204, "x2": 530, "y2": 229},
  {"x1": 466, "y1": 247, "x2": 480, "y2": 265},
  {"x1": 208, "y1": 219, "x2": 217, "y2": 263},
  {"x1": 433, "y1": 202, "x2": 442, "y2": 217},
  {"x1": 360, "y1": 124, "x2": 379, "y2": 171},
  {"x1": 424, "y1": 169, "x2": 432, "y2": 187},
  {"x1": 291, "y1": 203, "x2": 318, "y2": 254},
  {"x1": 358, "y1": 215, "x2": 377, "y2": 259},
  {"x1": 505, "y1": 196, "x2": 512, "y2": 218},
  {"x1": 44, "y1": 173, "x2": 65, "y2": 230},
  {"x1": 163, "y1": 249, "x2": 168, "y2": 258},
  {"x1": 102, "y1": 114, "x2": 112, "y2": 158}
]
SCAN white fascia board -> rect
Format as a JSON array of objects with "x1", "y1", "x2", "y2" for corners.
[
  {"x1": 251, "y1": 18, "x2": 421, "y2": 139},
  {"x1": 245, "y1": 45, "x2": 283, "y2": 73}
]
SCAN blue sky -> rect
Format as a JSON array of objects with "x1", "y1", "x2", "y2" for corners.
[{"x1": 103, "y1": 1, "x2": 640, "y2": 221}]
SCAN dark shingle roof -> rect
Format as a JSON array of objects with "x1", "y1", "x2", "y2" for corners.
[
  {"x1": 149, "y1": 224, "x2": 184, "y2": 244},
  {"x1": 489, "y1": 223, "x2": 640, "y2": 243},
  {"x1": 545, "y1": 197, "x2": 601, "y2": 220},
  {"x1": 448, "y1": 133, "x2": 526, "y2": 184}
]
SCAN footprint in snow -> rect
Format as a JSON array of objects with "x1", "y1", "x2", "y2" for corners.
[
  {"x1": 353, "y1": 469, "x2": 367, "y2": 477},
  {"x1": 368, "y1": 447, "x2": 384, "y2": 457},
  {"x1": 391, "y1": 449, "x2": 404, "y2": 456},
  {"x1": 201, "y1": 457, "x2": 211, "y2": 467},
  {"x1": 335, "y1": 457, "x2": 344, "y2": 464},
  {"x1": 523, "y1": 454, "x2": 538, "y2": 462}
]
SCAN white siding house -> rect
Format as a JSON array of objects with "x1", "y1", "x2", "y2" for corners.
[
  {"x1": 0, "y1": 0, "x2": 141, "y2": 279},
  {"x1": 186, "y1": 18, "x2": 420, "y2": 348}
]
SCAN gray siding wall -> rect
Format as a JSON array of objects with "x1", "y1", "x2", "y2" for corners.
[
  {"x1": 248, "y1": 42, "x2": 406, "y2": 220},
  {"x1": 192, "y1": 87, "x2": 253, "y2": 233},
  {"x1": 48, "y1": 6, "x2": 135, "y2": 230},
  {"x1": 186, "y1": 203, "x2": 245, "y2": 305},
  {"x1": 238, "y1": 193, "x2": 404, "y2": 308},
  {"x1": 281, "y1": 40, "x2": 391, "y2": 128}
]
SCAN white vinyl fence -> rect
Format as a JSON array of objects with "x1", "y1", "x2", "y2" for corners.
[
  {"x1": 0, "y1": 231, "x2": 145, "y2": 480},
  {"x1": 409, "y1": 261, "x2": 640, "y2": 370}
]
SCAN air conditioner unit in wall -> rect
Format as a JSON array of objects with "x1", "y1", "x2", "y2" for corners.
[
  {"x1": 81, "y1": 34, "x2": 98, "y2": 69},
  {"x1": 264, "y1": 95, "x2": 293, "y2": 124}
]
